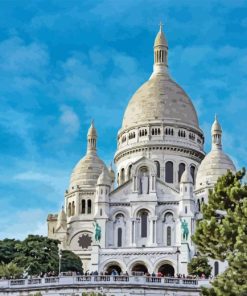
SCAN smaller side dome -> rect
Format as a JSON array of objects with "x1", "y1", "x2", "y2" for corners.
[
  {"x1": 196, "y1": 116, "x2": 236, "y2": 190},
  {"x1": 97, "y1": 167, "x2": 112, "y2": 186},
  {"x1": 181, "y1": 169, "x2": 193, "y2": 184}
]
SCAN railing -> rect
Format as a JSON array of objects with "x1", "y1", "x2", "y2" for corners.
[{"x1": 0, "y1": 276, "x2": 210, "y2": 290}]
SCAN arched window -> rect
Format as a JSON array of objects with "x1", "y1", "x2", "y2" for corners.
[
  {"x1": 72, "y1": 201, "x2": 75, "y2": 216},
  {"x1": 120, "y1": 168, "x2": 125, "y2": 184},
  {"x1": 128, "y1": 165, "x2": 132, "y2": 180},
  {"x1": 185, "y1": 206, "x2": 188, "y2": 214},
  {"x1": 167, "y1": 226, "x2": 171, "y2": 246},
  {"x1": 197, "y1": 199, "x2": 201, "y2": 212},
  {"x1": 154, "y1": 161, "x2": 160, "y2": 178},
  {"x1": 178, "y1": 163, "x2": 186, "y2": 182},
  {"x1": 190, "y1": 165, "x2": 195, "y2": 184},
  {"x1": 165, "y1": 161, "x2": 173, "y2": 183},
  {"x1": 81, "y1": 199, "x2": 86, "y2": 214},
  {"x1": 140, "y1": 211, "x2": 148, "y2": 238},
  {"x1": 87, "y1": 199, "x2": 92, "y2": 214},
  {"x1": 68, "y1": 203, "x2": 71, "y2": 217},
  {"x1": 100, "y1": 208, "x2": 103, "y2": 216},
  {"x1": 214, "y1": 261, "x2": 219, "y2": 276},
  {"x1": 117, "y1": 228, "x2": 122, "y2": 247}
]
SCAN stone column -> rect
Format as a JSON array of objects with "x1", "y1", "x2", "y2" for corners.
[{"x1": 131, "y1": 219, "x2": 136, "y2": 246}]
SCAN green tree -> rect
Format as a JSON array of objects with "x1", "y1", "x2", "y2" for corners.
[
  {"x1": 192, "y1": 169, "x2": 247, "y2": 296},
  {"x1": 13, "y1": 235, "x2": 60, "y2": 276},
  {"x1": 0, "y1": 262, "x2": 24, "y2": 279},
  {"x1": 187, "y1": 255, "x2": 212, "y2": 278},
  {"x1": 61, "y1": 250, "x2": 83, "y2": 273},
  {"x1": 0, "y1": 239, "x2": 20, "y2": 264}
]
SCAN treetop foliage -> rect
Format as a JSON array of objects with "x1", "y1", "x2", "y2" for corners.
[{"x1": 192, "y1": 169, "x2": 247, "y2": 296}]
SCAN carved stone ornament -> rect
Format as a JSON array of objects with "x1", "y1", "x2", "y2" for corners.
[{"x1": 78, "y1": 234, "x2": 92, "y2": 249}]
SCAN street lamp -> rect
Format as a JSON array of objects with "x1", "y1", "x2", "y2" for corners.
[
  {"x1": 175, "y1": 247, "x2": 181, "y2": 275},
  {"x1": 58, "y1": 249, "x2": 62, "y2": 276}
]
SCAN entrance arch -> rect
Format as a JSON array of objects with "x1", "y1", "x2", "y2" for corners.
[
  {"x1": 131, "y1": 263, "x2": 148, "y2": 275},
  {"x1": 158, "y1": 264, "x2": 175, "y2": 277},
  {"x1": 106, "y1": 264, "x2": 122, "y2": 275}
]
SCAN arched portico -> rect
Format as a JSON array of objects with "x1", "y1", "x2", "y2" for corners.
[
  {"x1": 128, "y1": 260, "x2": 151, "y2": 275},
  {"x1": 101, "y1": 259, "x2": 126, "y2": 275},
  {"x1": 155, "y1": 260, "x2": 176, "y2": 276}
]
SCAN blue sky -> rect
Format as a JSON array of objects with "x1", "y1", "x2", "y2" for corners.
[{"x1": 0, "y1": 0, "x2": 246, "y2": 239}]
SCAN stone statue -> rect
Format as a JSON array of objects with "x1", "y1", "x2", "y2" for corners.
[
  {"x1": 181, "y1": 219, "x2": 189, "y2": 241},
  {"x1": 93, "y1": 222, "x2": 101, "y2": 242},
  {"x1": 140, "y1": 172, "x2": 149, "y2": 194}
]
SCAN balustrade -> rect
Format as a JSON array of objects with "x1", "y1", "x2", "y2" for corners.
[{"x1": 3, "y1": 275, "x2": 207, "y2": 290}]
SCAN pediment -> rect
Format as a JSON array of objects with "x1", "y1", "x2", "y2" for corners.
[
  {"x1": 156, "y1": 179, "x2": 180, "y2": 200},
  {"x1": 110, "y1": 179, "x2": 132, "y2": 203}
]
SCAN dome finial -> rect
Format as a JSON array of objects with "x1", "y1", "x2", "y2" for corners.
[
  {"x1": 150, "y1": 21, "x2": 168, "y2": 78},
  {"x1": 87, "y1": 121, "x2": 97, "y2": 154},
  {"x1": 211, "y1": 115, "x2": 222, "y2": 150}
]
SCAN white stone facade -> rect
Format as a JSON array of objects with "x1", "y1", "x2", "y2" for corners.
[{"x1": 47, "y1": 24, "x2": 236, "y2": 277}]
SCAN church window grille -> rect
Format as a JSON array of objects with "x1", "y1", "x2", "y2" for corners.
[
  {"x1": 165, "y1": 161, "x2": 174, "y2": 183},
  {"x1": 154, "y1": 161, "x2": 160, "y2": 178},
  {"x1": 214, "y1": 262, "x2": 219, "y2": 276},
  {"x1": 167, "y1": 226, "x2": 171, "y2": 246},
  {"x1": 117, "y1": 228, "x2": 122, "y2": 247},
  {"x1": 190, "y1": 165, "x2": 195, "y2": 184},
  {"x1": 140, "y1": 211, "x2": 148, "y2": 238},
  {"x1": 87, "y1": 200, "x2": 92, "y2": 214},
  {"x1": 178, "y1": 163, "x2": 186, "y2": 182},
  {"x1": 81, "y1": 200, "x2": 86, "y2": 214}
]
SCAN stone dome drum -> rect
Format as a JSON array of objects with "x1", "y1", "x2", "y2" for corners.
[{"x1": 122, "y1": 73, "x2": 199, "y2": 130}]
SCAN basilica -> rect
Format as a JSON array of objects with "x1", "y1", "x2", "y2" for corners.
[{"x1": 47, "y1": 24, "x2": 236, "y2": 277}]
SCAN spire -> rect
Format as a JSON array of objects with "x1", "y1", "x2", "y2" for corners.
[
  {"x1": 87, "y1": 120, "x2": 97, "y2": 154},
  {"x1": 151, "y1": 21, "x2": 168, "y2": 78},
  {"x1": 211, "y1": 115, "x2": 222, "y2": 150}
]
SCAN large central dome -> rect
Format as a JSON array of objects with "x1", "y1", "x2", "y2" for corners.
[
  {"x1": 121, "y1": 24, "x2": 199, "y2": 132},
  {"x1": 122, "y1": 73, "x2": 199, "y2": 130}
]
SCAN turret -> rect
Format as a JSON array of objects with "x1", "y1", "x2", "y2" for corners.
[
  {"x1": 95, "y1": 167, "x2": 111, "y2": 218},
  {"x1": 179, "y1": 170, "x2": 195, "y2": 216},
  {"x1": 56, "y1": 206, "x2": 67, "y2": 231}
]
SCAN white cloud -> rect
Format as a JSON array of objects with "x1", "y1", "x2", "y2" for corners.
[{"x1": 59, "y1": 105, "x2": 80, "y2": 136}]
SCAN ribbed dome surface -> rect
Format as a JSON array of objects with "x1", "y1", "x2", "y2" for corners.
[
  {"x1": 122, "y1": 73, "x2": 199, "y2": 130},
  {"x1": 70, "y1": 153, "x2": 106, "y2": 189},
  {"x1": 196, "y1": 150, "x2": 236, "y2": 189}
]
